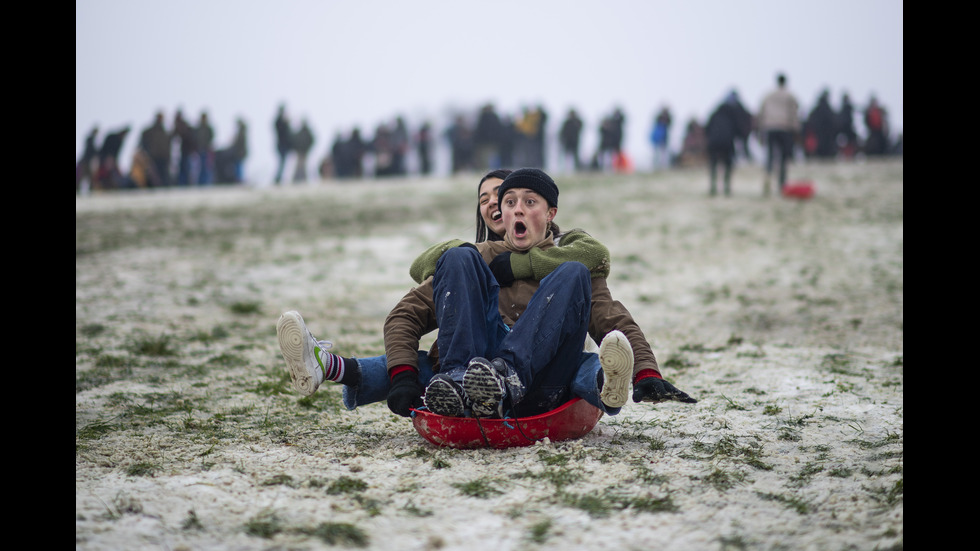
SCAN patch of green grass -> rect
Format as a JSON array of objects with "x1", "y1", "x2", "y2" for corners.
[
  {"x1": 327, "y1": 476, "x2": 368, "y2": 495},
  {"x1": 704, "y1": 468, "x2": 746, "y2": 491},
  {"x1": 404, "y1": 501, "x2": 434, "y2": 517},
  {"x1": 611, "y1": 431, "x2": 666, "y2": 451},
  {"x1": 687, "y1": 435, "x2": 773, "y2": 471},
  {"x1": 527, "y1": 519, "x2": 553, "y2": 544},
  {"x1": 261, "y1": 474, "x2": 296, "y2": 487},
  {"x1": 297, "y1": 388, "x2": 344, "y2": 412},
  {"x1": 851, "y1": 432, "x2": 902, "y2": 450},
  {"x1": 228, "y1": 301, "x2": 262, "y2": 315},
  {"x1": 662, "y1": 354, "x2": 698, "y2": 370},
  {"x1": 536, "y1": 449, "x2": 571, "y2": 466},
  {"x1": 821, "y1": 353, "x2": 860, "y2": 376},
  {"x1": 80, "y1": 323, "x2": 108, "y2": 338},
  {"x1": 77, "y1": 420, "x2": 118, "y2": 440},
  {"x1": 129, "y1": 333, "x2": 179, "y2": 357},
  {"x1": 244, "y1": 511, "x2": 283, "y2": 539},
  {"x1": 763, "y1": 404, "x2": 782, "y2": 415},
  {"x1": 452, "y1": 477, "x2": 503, "y2": 498},
  {"x1": 126, "y1": 462, "x2": 159, "y2": 477},
  {"x1": 300, "y1": 522, "x2": 369, "y2": 547},
  {"x1": 828, "y1": 466, "x2": 854, "y2": 478},
  {"x1": 560, "y1": 492, "x2": 612, "y2": 518},
  {"x1": 208, "y1": 352, "x2": 246, "y2": 367},
  {"x1": 756, "y1": 491, "x2": 811, "y2": 514},
  {"x1": 789, "y1": 462, "x2": 824, "y2": 486},
  {"x1": 866, "y1": 478, "x2": 903, "y2": 507},
  {"x1": 182, "y1": 510, "x2": 204, "y2": 531},
  {"x1": 252, "y1": 372, "x2": 291, "y2": 396},
  {"x1": 76, "y1": 361, "x2": 133, "y2": 392},
  {"x1": 631, "y1": 463, "x2": 670, "y2": 485},
  {"x1": 721, "y1": 394, "x2": 747, "y2": 411},
  {"x1": 778, "y1": 427, "x2": 802, "y2": 442},
  {"x1": 519, "y1": 465, "x2": 580, "y2": 491},
  {"x1": 718, "y1": 534, "x2": 752, "y2": 551},
  {"x1": 620, "y1": 493, "x2": 678, "y2": 514}
]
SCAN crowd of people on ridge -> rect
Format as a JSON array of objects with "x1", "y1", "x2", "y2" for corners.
[{"x1": 76, "y1": 78, "x2": 900, "y2": 194}]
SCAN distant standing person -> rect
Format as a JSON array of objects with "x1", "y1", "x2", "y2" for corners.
[
  {"x1": 291, "y1": 119, "x2": 315, "y2": 182},
  {"x1": 559, "y1": 108, "x2": 583, "y2": 172},
  {"x1": 173, "y1": 110, "x2": 199, "y2": 186},
  {"x1": 416, "y1": 122, "x2": 433, "y2": 176},
  {"x1": 705, "y1": 92, "x2": 751, "y2": 196},
  {"x1": 863, "y1": 95, "x2": 890, "y2": 156},
  {"x1": 756, "y1": 73, "x2": 801, "y2": 196},
  {"x1": 650, "y1": 106, "x2": 672, "y2": 171},
  {"x1": 196, "y1": 111, "x2": 215, "y2": 185},
  {"x1": 77, "y1": 125, "x2": 100, "y2": 193},
  {"x1": 139, "y1": 112, "x2": 172, "y2": 187},
  {"x1": 274, "y1": 104, "x2": 292, "y2": 184}
]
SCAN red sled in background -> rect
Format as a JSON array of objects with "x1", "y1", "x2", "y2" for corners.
[
  {"x1": 411, "y1": 397, "x2": 604, "y2": 449},
  {"x1": 782, "y1": 180, "x2": 815, "y2": 199}
]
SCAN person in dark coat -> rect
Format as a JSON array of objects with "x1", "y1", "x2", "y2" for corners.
[
  {"x1": 173, "y1": 110, "x2": 199, "y2": 186},
  {"x1": 77, "y1": 125, "x2": 100, "y2": 192},
  {"x1": 559, "y1": 108, "x2": 583, "y2": 172},
  {"x1": 705, "y1": 92, "x2": 751, "y2": 196},
  {"x1": 96, "y1": 126, "x2": 131, "y2": 190},
  {"x1": 274, "y1": 104, "x2": 293, "y2": 184},
  {"x1": 807, "y1": 90, "x2": 838, "y2": 159},
  {"x1": 291, "y1": 120, "x2": 314, "y2": 182},
  {"x1": 139, "y1": 112, "x2": 172, "y2": 187}
]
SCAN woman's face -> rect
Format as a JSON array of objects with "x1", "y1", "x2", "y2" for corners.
[
  {"x1": 478, "y1": 177, "x2": 506, "y2": 237},
  {"x1": 501, "y1": 188, "x2": 557, "y2": 251}
]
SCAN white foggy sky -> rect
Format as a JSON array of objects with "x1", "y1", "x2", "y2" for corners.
[{"x1": 76, "y1": 0, "x2": 903, "y2": 183}]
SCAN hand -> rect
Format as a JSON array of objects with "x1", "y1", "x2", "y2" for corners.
[
  {"x1": 489, "y1": 252, "x2": 515, "y2": 287},
  {"x1": 632, "y1": 377, "x2": 697, "y2": 404},
  {"x1": 387, "y1": 370, "x2": 424, "y2": 417}
]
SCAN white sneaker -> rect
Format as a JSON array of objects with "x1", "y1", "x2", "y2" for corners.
[
  {"x1": 598, "y1": 330, "x2": 633, "y2": 408},
  {"x1": 276, "y1": 311, "x2": 331, "y2": 396}
]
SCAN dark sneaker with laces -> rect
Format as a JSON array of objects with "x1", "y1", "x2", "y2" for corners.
[
  {"x1": 424, "y1": 374, "x2": 466, "y2": 417},
  {"x1": 463, "y1": 357, "x2": 508, "y2": 418}
]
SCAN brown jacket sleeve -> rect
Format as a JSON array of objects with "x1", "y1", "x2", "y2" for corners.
[
  {"x1": 383, "y1": 278, "x2": 438, "y2": 372},
  {"x1": 587, "y1": 278, "x2": 660, "y2": 379}
]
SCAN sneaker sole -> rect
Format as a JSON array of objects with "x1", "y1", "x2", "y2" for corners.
[
  {"x1": 424, "y1": 379, "x2": 465, "y2": 417},
  {"x1": 599, "y1": 330, "x2": 633, "y2": 408},
  {"x1": 276, "y1": 311, "x2": 319, "y2": 396},
  {"x1": 463, "y1": 359, "x2": 505, "y2": 417}
]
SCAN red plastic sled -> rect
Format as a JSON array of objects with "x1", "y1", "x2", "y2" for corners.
[
  {"x1": 782, "y1": 180, "x2": 815, "y2": 199},
  {"x1": 411, "y1": 398, "x2": 604, "y2": 449}
]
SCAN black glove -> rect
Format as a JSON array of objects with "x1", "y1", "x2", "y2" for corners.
[
  {"x1": 632, "y1": 377, "x2": 698, "y2": 404},
  {"x1": 387, "y1": 369, "x2": 424, "y2": 417},
  {"x1": 489, "y1": 252, "x2": 515, "y2": 287}
]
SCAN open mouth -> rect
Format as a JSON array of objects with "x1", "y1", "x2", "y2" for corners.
[
  {"x1": 491, "y1": 210, "x2": 502, "y2": 221},
  {"x1": 513, "y1": 221, "x2": 527, "y2": 238}
]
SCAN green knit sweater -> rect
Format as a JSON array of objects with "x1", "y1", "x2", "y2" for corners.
[{"x1": 409, "y1": 228, "x2": 611, "y2": 284}]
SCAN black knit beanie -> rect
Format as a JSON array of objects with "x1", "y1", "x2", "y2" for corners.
[{"x1": 498, "y1": 168, "x2": 559, "y2": 208}]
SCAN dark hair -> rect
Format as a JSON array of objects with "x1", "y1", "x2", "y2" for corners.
[{"x1": 475, "y1": 169, "x2": 513, "y2": 242}]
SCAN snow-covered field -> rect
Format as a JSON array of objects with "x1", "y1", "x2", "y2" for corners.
[{"x1": 76, "y1": 158, "x2": 903, "y2": 551}]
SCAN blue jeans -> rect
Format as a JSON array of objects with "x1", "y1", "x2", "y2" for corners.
[{"x1": 342, "y1": 247, "x2": 613, "y2": 417}]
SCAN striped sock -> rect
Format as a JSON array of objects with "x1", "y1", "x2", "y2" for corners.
[
  {"x1": 320, "y1": 351, "x2": 346, "y2": 382},
  {"x1": 320, "y1": 351, "x2": 360, "y2": 387}
]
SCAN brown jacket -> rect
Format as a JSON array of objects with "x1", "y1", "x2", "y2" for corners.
[{"x1": 383, "y1": 234, "x2": 660, "y2": 379}]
